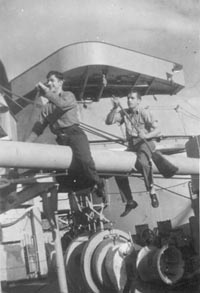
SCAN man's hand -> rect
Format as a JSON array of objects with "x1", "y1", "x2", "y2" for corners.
[
  {"x1": 26, "y1": 132, "x2": 38, "y2": 142},
  {"x1": 111, "y1": 95, "x2": 120, "y2": 109},
  {"x1": 138, "y1": 130, "x2": 147, "y2": 139},
  {"x1": 36, "y1": 82, "x2": 49, "y2": 95}
]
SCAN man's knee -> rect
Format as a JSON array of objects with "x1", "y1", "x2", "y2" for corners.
[
  {"x1": 115, "y1": 176, "x2": 129, "y2": 187},
  {"x1": 80, "y1": 156, "x2": 95, "y2": 167}
]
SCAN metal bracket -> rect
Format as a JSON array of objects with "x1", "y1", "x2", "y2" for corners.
[{"x1": 0, "y1": 182, "x2": 55, "y2": 214}]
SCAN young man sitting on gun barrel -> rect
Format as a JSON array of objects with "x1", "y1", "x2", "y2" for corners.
[
  {"x1": 106, "y1": 88, "x2": 161, "y2": 217},
  {"x1": 26, "y1": 70, "x2": 107, "y2": 204}
]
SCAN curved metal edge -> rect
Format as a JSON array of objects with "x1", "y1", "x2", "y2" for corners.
[{"x1": 80, "y1": 229, "x2": 130, "y2": 293}]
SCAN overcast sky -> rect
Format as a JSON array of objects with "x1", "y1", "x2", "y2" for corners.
[{"x1": 0, "y1": 0, "x2": 199, "y2": 93}]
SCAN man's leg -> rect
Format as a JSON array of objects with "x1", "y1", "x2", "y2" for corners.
[
  {"x1": 68, "y1": 127, "x2": 101, "y2": 185},
  {"x1": 56, "y1": 134, "x2": 79, "y2": 190},
  {"x1": 115, "y1": 176, "x2": 138, "y2": 217},
  {"x1": 135, "y1": 141, "x2": 159, "y2": 208},
  {"x1": 66, "y1": 126, "x2": 107, "y2": 203}
]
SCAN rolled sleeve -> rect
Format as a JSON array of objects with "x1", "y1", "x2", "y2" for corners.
[
  {"x1": 106, "y1": 109, "x2": 123, "y2": 125},
  {"x1": 141, "y1": 109, "x2": 158, "y2": 130}
]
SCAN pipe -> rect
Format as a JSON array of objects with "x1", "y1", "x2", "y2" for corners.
[
  {"x1": 0, "y1": 140, "x2": 199, "y2": 175},
  {"x1": 54, "y1": 213, "x2": 68, "y2": 293},
  {"x1": 0, "y1": 224, "x2": 2, "y2": 293}
]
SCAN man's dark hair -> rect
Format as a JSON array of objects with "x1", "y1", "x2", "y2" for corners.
[
  {"x1": 46, "y1": 71, "x2": 64, "y2": 81},
  {"x1": 128, "y1": 87, "x2": 142, "y2": 100}
]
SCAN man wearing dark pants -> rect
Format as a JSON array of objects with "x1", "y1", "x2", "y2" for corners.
[
  {"x1": 26, "y1": 70, "x2": 106, "y2": 201},
  {"x1": 106, "y1": 88, "x2": 160, "y2": 216}
]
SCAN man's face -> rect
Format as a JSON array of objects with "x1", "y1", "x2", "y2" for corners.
[
  {"x1": 47, "y1": 74, "x2": 63, "y2": 94},
  {"x1": 127, "y1": 92, "x2": 140, "y2": 109}
]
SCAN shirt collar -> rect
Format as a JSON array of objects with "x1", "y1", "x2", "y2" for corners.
[
  {"x1": 58, "y1": 90, "x2": 63, "y2": 97},
  {"x1": 130, "y1": 106, "x2": 140, "y2": 115}
]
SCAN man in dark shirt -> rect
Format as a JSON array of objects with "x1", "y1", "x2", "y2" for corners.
[
  {"x1": 27, "y1": 71, "x2": 106, "y2": 201},
  {"x1": 106, "y1": 88, "x2": 160, "y2": 216}
]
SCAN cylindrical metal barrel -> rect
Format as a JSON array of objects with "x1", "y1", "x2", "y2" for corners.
[
  {"x1": 0, "y1": 140, "x2": 199, "y2": 175},
  {"x1": 136, "y1": 245, "x2": 185, "y2": 285}
]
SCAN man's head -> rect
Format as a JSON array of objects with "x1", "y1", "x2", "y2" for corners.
[
  {"x1": 46, "y1": 71, "x2": 64, "y2": 94},
  {"x1": 127, "y1": 88, "x2": 141, "y2": 110}
]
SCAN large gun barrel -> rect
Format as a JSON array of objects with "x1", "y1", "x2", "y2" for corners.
[{"x1": 0, "y1": 140, "x2": 199, "y2": 175}]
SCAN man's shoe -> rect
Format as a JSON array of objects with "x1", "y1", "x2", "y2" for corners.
[
  {"x1": 150, "y1": 193, "x2": 159, "y2": 208},
  {"x1": 93, "y1": 181, "x2": 105, "y2": 198},
  {"x1": 102, "y1": 196, "x2": 108, "y2": 209},
  {"x1": 120, "y1": 200, "x2": 138, "y2": 217},
  {"x1": 92, "y1": 181, "x2": 108, "y2": 208}
]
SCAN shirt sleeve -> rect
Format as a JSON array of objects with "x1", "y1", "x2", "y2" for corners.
[
  {"x1": 44, "y1": 90, "x2": 77, "y2": 110},
  {"x1": 105, "y1": 109, "x2": 123, "y2": 125},
  {"x1": 141, "y1": 108, "x2": 158, "y2": 129},
  {"x1": 32, "y1": 105, "x2": 49, "y2": 135}
]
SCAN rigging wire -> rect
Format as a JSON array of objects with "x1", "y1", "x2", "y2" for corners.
[
  {"x1": 0, "y1": 84, "x2": 127, "y2": 145},
  {"x1": 80, "y1": 123, "x2": 126, "y2": 146},
  {"x1": 175, "y1": 105, "x2": 200, "y2": 121},
  {"x1": 2, "y1": 83, "x2": 200, "y2": 122},
  {"x1": 0, "y1": 83, "x2": 127, "y2": 145},
  {"x1": 3, "y1": 92, "x2": 24, "y2": 110},
  {"x1": 149, "y1": 106, "x2": 175, "y2": 110},
  {"x1": 0, "y1": 84, "x2": 41, "y2": 106},
  {"x1": 181, "y1": 107, "x2": 200, "y2": 120},
  {"x1": 81, "y1": 125, "x2": 125, "y2": 145},
  {"x1": 180, "y1": 109, "x2": 200, "y2": 121},
  {"x1": 80, "y1": 125, "x2": 116, "y2": 141},
  {"x1": 153, "y1": 182, "x2": 190, "y2": 200},
  {"x1": 136, "y1": 176, "x2": 190, "y2": 199},
  {"x1": 80, "y1": 121, "x2": 126, "y2": 141},
  {"x1": 2, "y1": 82, "x2": 200, "y2": 128},
  {"x1": 184, "y1": 99, "x2": 200, "y2": 115}
]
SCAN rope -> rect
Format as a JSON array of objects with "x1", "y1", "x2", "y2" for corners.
[
  {"x1": 153, "y1": 182, "x2": 191, "y2": 200},
  {"x1": 135, "y1": 175, "x2": 190, "y2": 199},
  {"x1": 175, "y1": 104, "x2": 200, "y2": 121},
  {"x1": 80, "y1": 125, "x2": 126, "y2": 146},
  {"x1": 0, "y1": 206, "x2": 34, "y2": 228},
  {"x1": 80, "y1": 121, "x2": 125, "y2": 141},
  {"x1": 0, "y1": 84, "x2": 41, "y2": 107}
]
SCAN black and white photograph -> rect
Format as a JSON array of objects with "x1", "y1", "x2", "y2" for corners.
[{"x1": 0, "y1": 0, "x2": 199, "y2": 292}]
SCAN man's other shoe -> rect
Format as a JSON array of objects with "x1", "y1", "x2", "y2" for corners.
[
  {"x1": 120, "y1": 200, "x2": 138, "y2": 217},
  {"x1": 150, "y1": 193, "x2": 159, "y2": 208},
  {"x1": 93, "y1": 181, "x2": 106, "y2": 198}
]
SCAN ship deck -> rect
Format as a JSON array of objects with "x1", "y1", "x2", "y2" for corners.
[{"x1": 2, "y1": 273, "x2": 200, "y2": 293}]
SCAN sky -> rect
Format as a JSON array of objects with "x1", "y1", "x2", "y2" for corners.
[{"x1": 0, "y1": 0, "x2": 200, "y2": 95}]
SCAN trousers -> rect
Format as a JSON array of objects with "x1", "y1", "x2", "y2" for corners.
[
  {"x1": 132, "y1": 139, "x2": 155, "y2": 191},
  {"x1": 56, "y1": 124, "x2": 100, "y2": 188},
  {"x1": 115, "y1": 139, "x2": 155, "y2": 202}
]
